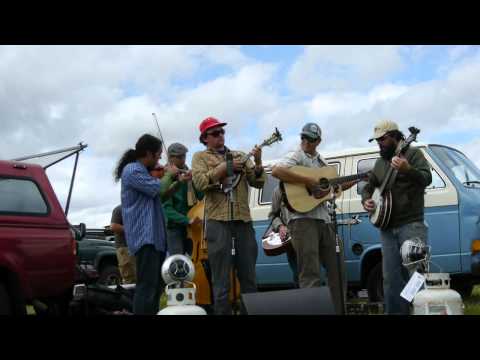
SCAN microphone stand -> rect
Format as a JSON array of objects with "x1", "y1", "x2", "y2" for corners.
[
  {"x1": 225, "y1": 152, "x2": 239, "y2": 315},
  {"x1": 328, "y1": 187, "x2": 346, "y2": 315}
]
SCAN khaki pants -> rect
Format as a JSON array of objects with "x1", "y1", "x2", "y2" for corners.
[
  {"x1": 116, "y1": 246, "x2": 137, "y2": 284},
  {"x1": 289, "y1": 218, "x2": 347, "y2": 314}
]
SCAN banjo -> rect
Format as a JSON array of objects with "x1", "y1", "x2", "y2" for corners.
[
  {"x1": 221, "y1": 128, "x2": 282, "y2": 193},
  {"x1": 369, "y1": 127, "x2": 420, "y2": 229}
]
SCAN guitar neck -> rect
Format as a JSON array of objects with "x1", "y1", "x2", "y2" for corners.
[{"x1": 330, "y1": 173, "x2": 368, "y2": 185}]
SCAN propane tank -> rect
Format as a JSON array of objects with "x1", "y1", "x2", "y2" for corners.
[
  {"x1": 157, "y1": 254, "x2": 207, "y2": 315},
  {"x1": 412, "y1": 273, "x2": 464, "y2": 315}
]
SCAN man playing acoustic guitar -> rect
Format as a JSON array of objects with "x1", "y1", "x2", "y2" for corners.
[
  {"x1": 191, "y1": 117, "x2": 265, "y2": 315},
  {"x1": 272, "y1": 123, "x2": 356, "y2": 314},
  {"x1": 362, "y1": 120, "x2": 431, "y2": 315}
]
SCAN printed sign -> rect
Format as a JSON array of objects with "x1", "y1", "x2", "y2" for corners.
[{"x1": 400, "y1": 271, "x2": 426, "y2": 303}]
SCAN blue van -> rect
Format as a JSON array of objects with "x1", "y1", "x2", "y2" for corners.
[{"x1": 249, "y1": 144, "x2": 480, "y2": 300}]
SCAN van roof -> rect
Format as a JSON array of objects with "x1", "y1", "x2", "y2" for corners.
[{"x1": 263, "y1": 142, "x2": 430, "y2": 168}]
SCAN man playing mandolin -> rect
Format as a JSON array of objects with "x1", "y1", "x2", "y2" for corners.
[
  {"x1": 362, "y1": 120, "x2": 432, "y2": 315},
  {"x1": 272, "y1": 123, "x2": 356, "y2": 314},
  {"x1": 191, "y1": 117, "x2": 266, "y2": 315}
]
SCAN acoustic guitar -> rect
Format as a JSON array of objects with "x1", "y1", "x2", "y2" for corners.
[
  {"x1": 281, "y1": 166, "x2": 369, "y2": 213},
  {"x1": 369, "y1": 127, "x2": 420, "y2": 229}
]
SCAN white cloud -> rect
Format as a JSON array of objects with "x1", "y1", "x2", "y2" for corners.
[{"x1": 287, "y1": 45, "x2": 404, "y2": 94}]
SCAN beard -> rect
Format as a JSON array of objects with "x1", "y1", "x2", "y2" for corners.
[{"x1": 380, "y1": 143, "x2": 396, "y2": 160}]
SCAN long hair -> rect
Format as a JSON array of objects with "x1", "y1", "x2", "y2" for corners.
[{"x1": 114, "y1": 134, "x2": 162, "y2": 182}]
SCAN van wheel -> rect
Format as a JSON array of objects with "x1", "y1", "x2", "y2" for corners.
[
  {"x1": 98, "y1": 265, "x2": 122, "y2": 286},
  {"x1": 366, "y1": 262, "x2": 384, "y2": 302},
  {"x1": 0, "y1": 283, "x2": 13, "y2": 315}
]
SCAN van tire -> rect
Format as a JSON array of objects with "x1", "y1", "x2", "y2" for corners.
[
  {"x1": 0, "y1": 283, "x2": 13, "y2": 315},
  {"x1": 366, "y1": 262, "x2": 384, "y2": 302}
]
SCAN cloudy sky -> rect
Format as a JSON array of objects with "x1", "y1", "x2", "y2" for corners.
[{"x1": 1, "y1": 45, "x2": 480, "y2": 227}]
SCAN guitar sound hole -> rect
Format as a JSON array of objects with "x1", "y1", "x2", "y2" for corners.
[{"x1": 319, "y1": 178, "x2": 330, "y2": 191}]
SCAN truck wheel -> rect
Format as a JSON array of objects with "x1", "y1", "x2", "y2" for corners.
[
  {"x1": 366, "y1": 262, "x2": 384, "y2": 302},
  {"x1": 98, "y1": 265, "x2": 122, "y2": 286},
  {"x1": 0, "y1": 283, "x2": 13, "y2": 315}
]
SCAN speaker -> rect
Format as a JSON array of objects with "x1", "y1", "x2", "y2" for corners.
[{"x1": 241, "y1": 287, "x2": 335, "y2": 315}]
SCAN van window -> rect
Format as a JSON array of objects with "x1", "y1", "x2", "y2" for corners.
[
  {"x1": 0, "y1": 178, "x2": 48, "y2": 215},
  {"x1": 430, "y1": 145, "x2": 480, "y2": 187},
  {"x1": 357, "y1": 158, "x2": 378, "y2": 195},
  {"x1": 427, "y1": 168, "x2": 446, "y2": 189},
  {"x1": 259, "y1": 173, "x2": 280, "y2": 205},
  {"x1": 328, "y1": 161, "x2": 340, "y2": 175}
]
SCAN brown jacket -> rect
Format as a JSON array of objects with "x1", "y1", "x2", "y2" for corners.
[{"x1": 192, "y1": 147, "x2": 266, "y2": 222}]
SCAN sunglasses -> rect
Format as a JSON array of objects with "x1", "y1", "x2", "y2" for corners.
[
  {"x1": 376, "y1": 135, "x2": 389, "y2": 142},
  {"x1": 206, "y1": 129, "x2": 225, "y2": 137},
  {"x1": 301, "y1": 135, "x2": 319, "y2": 143}
]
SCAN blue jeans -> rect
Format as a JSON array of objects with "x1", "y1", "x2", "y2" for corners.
[{"x1": 381, "y1": 221, "x2": 428, "y2": 315}]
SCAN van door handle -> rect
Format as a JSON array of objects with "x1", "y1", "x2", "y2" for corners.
[{"x1": 337, "y1": 215, "x2": 362, "y2": 226}]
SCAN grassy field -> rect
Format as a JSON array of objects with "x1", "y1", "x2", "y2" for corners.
[
  {"x1": 463, "y1": 285, "x2": 480, "y2": 315},
  {"x1": 25, "y1": 285, "x2": 480, "y2": 315}
]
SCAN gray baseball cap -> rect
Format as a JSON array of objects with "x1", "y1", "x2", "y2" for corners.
[
  {"x1": 167, "y1": 143, "x2": 188, "y2": 156},
  {"x1": 300, "y1": 122, "x2": 322, "y2": 140}
]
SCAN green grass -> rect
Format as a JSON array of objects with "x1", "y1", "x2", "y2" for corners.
[
  {"x1": 23, "y1": 285, "x2": 480, "y2": 315},
  {"x1": 464, "y1": 285, "x2": 480, "y2": 315}
]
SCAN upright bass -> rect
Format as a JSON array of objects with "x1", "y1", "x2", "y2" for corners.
[{"x1": 187, "y1": 200, "x2": 241, "y2": 306}]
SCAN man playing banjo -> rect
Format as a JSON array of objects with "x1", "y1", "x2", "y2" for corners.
[{"x1": 362, "y1": 120, "x2": 432, "y2": 315}]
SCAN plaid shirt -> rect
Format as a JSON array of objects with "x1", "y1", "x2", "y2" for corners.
[{"x1": 192, "y1": 147, "x2": 266, "y2": 222}]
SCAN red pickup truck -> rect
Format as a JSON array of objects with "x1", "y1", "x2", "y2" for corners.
[{"x1": 0, "y1": 160, "x2": 78, "y2": 315}]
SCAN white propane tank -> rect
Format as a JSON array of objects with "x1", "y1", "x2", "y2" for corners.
[
  {"x1": 412, "y1": 273, "x2": 464, "y2": 315},
  {"x1": 157, "y1": 284, "x2": 207, "y2": 315}
]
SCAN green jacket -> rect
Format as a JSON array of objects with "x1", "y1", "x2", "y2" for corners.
[
  {"x1": 163, "y1": 180, "x2": 204, "y2": 229},
  {"x1": 361, "y1": 146, "x2": 432, "y2": 229}
]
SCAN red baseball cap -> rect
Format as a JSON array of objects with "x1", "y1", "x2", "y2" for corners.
[{"x1": 199, "y1": 117, "x2": 227, "y2": 135}]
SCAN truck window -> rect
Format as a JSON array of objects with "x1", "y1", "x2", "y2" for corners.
[
  {"x1": 357, "y1": 158, "x2": 378, "y2": 195},
  {"x1": 259, "y1": 173, "x2": 279, "y2": 205},
  {"x1": 0, "y1": 178, "x2": 48, "y2": 215},
  {"x1": 430, "y1": 145, "x2": 480, "y2": 187}
]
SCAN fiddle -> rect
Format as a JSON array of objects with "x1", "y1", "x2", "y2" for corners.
[{"x1": 151, "y1": 164, "x2": 166, "y2": 179}]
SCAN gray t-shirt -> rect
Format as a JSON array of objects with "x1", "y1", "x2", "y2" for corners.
[
  {"x1": 111, "y1": 205, "x2": 127, "y2": 248},
  {"x1": 277, "y1": 148, "x2": 331, "y2": 223}
]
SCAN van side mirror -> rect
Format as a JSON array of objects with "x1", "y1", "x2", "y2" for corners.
[
  {"x1": 78, "y1": 223, "x2": 86, "y2": 239},
  {"x1": 72, "y1": 223, "x2": 87, "y2": 241}
]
